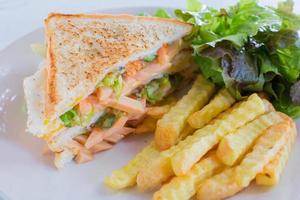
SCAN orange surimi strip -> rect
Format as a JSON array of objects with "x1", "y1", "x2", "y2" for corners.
[
  {"x1": 74, "y1": 135, "x2": 88, "y2": 145},
  {"x1": 105, "y1": 134, "x2": 124, "y2": 144},
  {"x1": 78, "y1": 94, "x2": 105, "y2": 114},
  {"x1": 104, "y1": 96, "x2": 146, "y2": 114},
  {"x1": 96, "y1": 87, "x2": 113, "y2": 101},
  {"x1": 85, "y1": 127, "x2": 105, "y2": 149},
  {"x1": 103, "y1": 116, "x2": 128, "y2": 138},
  {"x1": 85, "y1": 116, "x2": 128, "y2": 148},
  {"x1": 89, "y1": 141, "x2": 113, "y2": 153},
  {"x1": 134, "y1": 62, "x2": 171, "y2": 84},
  {"x1": 78, "y1": 99, "x2": 93, "y2": 114},
  {"x1": 65, "y1": 140, "x2": 84, "y2": 155},
  {"x1": 75, "y1": 149, "x2": 94, "y2": 164},
  {"x1": 157, "y1": 43, "x2": 169, "y2": 64},
  {"x1": 122, "y1": 62, "x2": 171, "y2": 95},
  {"x1": 119, "y1": 127, "x2": 135, "y2": 136}
]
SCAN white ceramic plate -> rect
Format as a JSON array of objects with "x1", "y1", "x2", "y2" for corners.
[{"x1": 0, "y1": 6, "x2": 300, "y2": 200}]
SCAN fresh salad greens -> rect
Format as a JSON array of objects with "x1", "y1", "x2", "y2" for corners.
[
  {"x1": 172, "y1": 0, "x2": 300, "y2": 118},
  {"x1": 154, "y1": 8, "x2": 171, "y2": 18}
]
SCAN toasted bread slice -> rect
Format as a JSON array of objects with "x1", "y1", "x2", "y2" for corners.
[{"x1": 44, "y1": 13, "x2": 192, "y2": 121}]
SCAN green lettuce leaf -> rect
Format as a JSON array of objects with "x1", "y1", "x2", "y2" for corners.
[
  {"x1": 194, "y1": 54, "x2": 223, "y2": 85},
  {"x1": 59, "y1": 109, "x2": 80, "y2": 127},
  {"x1": 276, "y1": 0, "x2": 300, "y2": 30},
  {"x1": 142, "y1": 76, "x2": 171, "y2": 104},
  {"x1": 228, "y1": 0, "x2": 281, "y2": 35},
  {"x1": 96, "y1": 112, "x2": 117, "y2": 129},
  {"x1": 154, "y1": 9, "x2": 171, "y2": 18},
  {"x1": 273, "y1": 81, "x2": 300, "y2": 118},
  {"x1": 186, "y1": 0, "x2": 205, "y2": 12},
  {"x1": 176, "y1": 0, "x2": 300, "y2": 118},
  {"x1": 141, "y1": 75, "x2": 180, "y2": 104},
  {"x1": 144, "y1": 54, "x2": 157, "y2": 62},
  {"x1": 196, "y1": 43, "x2": 259, "y2": 90},
  {"x1": 176, "y1": 0, "x2": 281, "y2": 51},
  {"x1": 98, "y1": 73, "x2": 123, "y2": 97}
]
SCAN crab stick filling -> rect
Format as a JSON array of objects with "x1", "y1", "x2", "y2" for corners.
[{"x1": 55, "y1": 40, "x2": 193, "y2": 150}]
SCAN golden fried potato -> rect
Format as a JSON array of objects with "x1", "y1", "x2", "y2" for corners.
[
  {"x1": 134, "y1": 117, "x2": 157, "y2": 134},
  {"x1": 188, "y1": 88, "x2": 236, "y2": 129},
  {"x1": 217, "y1": 111, "x2": 285, "y2": 166},
  {"x1": 137, "y1": 153, "x2": 174, "y2": 191},
  {"x1": 256, "y1": 119, "x2": 297, "y2": 186},
  {"x1": 197, "y1": 168, "x2": 239, "y2": 200},
  {"x1": 104, "y1": 142, "x2": 160, "y2": 189},
  {"x1": 235, "y1": 122, "x2": 291, "y2": 186},
  {"x1": 197, "y1": 122, "x2": 291, "y2": 200},
  {"x1": 171, "y1": 94, "x2": 266, "y2": 176},
  {"x1": 153, "y1": 153, "x2": 224, "y2": 200},
  {"x1": 135, "y1": 125, "x2": 195, "y2": 191},
  {"x1": 178, "y1": 124, "x2": 196, "y2": 141},
  {"x1": 155, "y1": 75, "x2": 215, "y2": 150},
  {"x1": 262, "y1": 99, "x2": 275, "y2": 112},
  {"x1": 137, "y1": 94, "x2": 266, "y2": 189}
]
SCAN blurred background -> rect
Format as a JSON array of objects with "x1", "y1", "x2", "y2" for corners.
[{"x1": 1, "y1": 0, "x2": 298, "y2": 51}]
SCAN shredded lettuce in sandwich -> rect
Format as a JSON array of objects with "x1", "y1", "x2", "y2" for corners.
[
  {"x1": 97, "y1": 72, "x2": 123, "y2": 97},
  {"x1": 96, "y1": 113, "x2": 117, "y2": 128},
  {"x1": 144, "y1": 54, "x2": 157, "y2": 62},
  {"x1": 59, "y1": 108, "x2": 81, "y2": 127},
  {"x1": 174, "y1": 0, "x2": 300, "y2": 118},
  {"x1": 141, "y1": 74, "x2": 182, "y2": 104},
  {"x1": 95, "y1": 110, "x2": 123, "y2": 129}
]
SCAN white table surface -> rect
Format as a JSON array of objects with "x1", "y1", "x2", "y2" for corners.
[{"x1": 2, "y1": 0, "x2": 298, "y2": 51}]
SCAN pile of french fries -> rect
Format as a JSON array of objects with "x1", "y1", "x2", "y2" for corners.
[{"x1": 105, "y1": 75, "x2": 297, "y2": 200}]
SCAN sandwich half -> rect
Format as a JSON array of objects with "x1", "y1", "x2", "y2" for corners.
[{"x1": 24, "y1": 13, "x2": 194, "y2": 168}]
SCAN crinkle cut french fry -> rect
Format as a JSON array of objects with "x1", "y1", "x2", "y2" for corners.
[
  {"x1": 197, "y1": 122, "x2": 291, "y2": 200},
  {"x1": 137, "y1": 94, "x2": 265, "y2": 190},
  {"x1": 256, "y1": 119, "x2": 297, "y2": 186},
  {"x1": 178, "y1": 124, "x2": 195, "y2": 141},
  {"x1": 188, "y1": 88, "x2": 236, "y2": 129},
  {"x1": 262, "y1": 99, "x2": 275, "y2": 112},
  {"x1": 235, "y1": 122, "x2": 291, "y2": 187},
  {"x1": 155, "y1": 75, "x2": 215, "y2": 150},
  {"x1": 171, "y1": 94, "x2": 266, "y2": 176},
  {"x1": 137, "y1": 153, "x2": 174, "y2": 191},
  {"x1": 136, "y1": 125, "x2": 194, "y2": 191},
  {"x1": 216, "y1": 111, "x2": 285, "y2": 166},
  {"x1": 197, "y1": 168, "x2": 239, "y2": 200},
  {"x1": 153, "y1": 153, "x2": 224, "y2": 200},
  {"x1": 104, "y1": 142, "x2": 160, "y2": 189}
]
